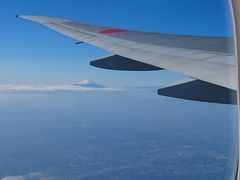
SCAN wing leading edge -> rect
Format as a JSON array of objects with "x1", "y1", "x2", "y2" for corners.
[{"x1": 17, "y1": 15, "x2": 237, "y2": 104}]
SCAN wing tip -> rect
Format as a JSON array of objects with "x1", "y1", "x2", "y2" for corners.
[
  {"x1": 16, "y1": 14, "x2": 27, "y2": 19},
  {"x1": 16, "y1": 15, "x2": 69, "y2": 24},
  {"x1": 16, "y1": 15, "x2": 26, "y2": 19},
  {"x1": 15, "y1": 15, "x2": 48, "y2": 23}
]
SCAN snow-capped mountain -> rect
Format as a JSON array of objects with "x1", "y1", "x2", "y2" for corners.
[{"x1": 73, "y1": 80, "x2": 107, "y2": 88}]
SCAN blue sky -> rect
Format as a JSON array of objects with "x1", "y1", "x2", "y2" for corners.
[{"x1": 0, "y1": 0, "x2": 233, "y2": 86}]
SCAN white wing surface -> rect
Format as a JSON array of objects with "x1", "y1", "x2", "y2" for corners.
[{"x1": 18, "y1": 15, "x2": 237, "y2": 104}]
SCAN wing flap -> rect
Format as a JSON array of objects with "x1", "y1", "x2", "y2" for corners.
[
  {"x1": 158, "y1": 78, "x2": 237, "y2": 104},
  {"x1": 90, "y1": 55, "x2": 163, "y2": 71}
]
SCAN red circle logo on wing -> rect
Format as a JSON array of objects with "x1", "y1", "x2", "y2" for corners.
[{"x1": 100, "y1": 29, "x2": 128, "y2": 34}]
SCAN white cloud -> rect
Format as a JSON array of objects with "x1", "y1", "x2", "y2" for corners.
[
  {"x1": 1, "y1": 175, "x2": 24, "y2": 180},
  {"x1": 0, "y1": 84, "x2": 118, "y2": 93},
  {"x1": 1, "y1": 172, "x2": 55, "y2": 180}
]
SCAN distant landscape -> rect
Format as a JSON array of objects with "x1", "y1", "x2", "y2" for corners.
[{"x1": 0, "y1": 87, "x2": 237, "y2": 180}]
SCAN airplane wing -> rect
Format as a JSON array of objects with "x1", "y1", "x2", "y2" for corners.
[{"x1": 17, "y1": 15, "x2": 237, "y2": 104}]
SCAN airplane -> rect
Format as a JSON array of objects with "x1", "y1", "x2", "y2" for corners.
[
  {"x1": 16, "y1": 15, "x2": 237, "y2": 105},
  {"x1": 17, "y1": 1, "x2": 240, "y2": 178}
]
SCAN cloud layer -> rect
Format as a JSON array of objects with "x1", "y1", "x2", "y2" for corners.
[
  {"x1": 0, "y1": 80, "x2": 119, "y2": 93},
  {"x1": 0, "y1": 84, "x2": 117, "y2": 92},
  {"x1": 1, "y1": 172, "x2": 55, "y2": 180}
]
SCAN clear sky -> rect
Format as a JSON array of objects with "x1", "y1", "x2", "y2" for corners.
[{"x1": 0, "y1": 0, "x2": 233, "y2": 86}]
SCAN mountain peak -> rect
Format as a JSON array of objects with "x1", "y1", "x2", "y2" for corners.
[{"x1": 74, "y1": 80, "x2": 106, "y2": 88}]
